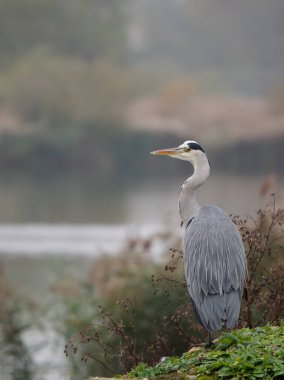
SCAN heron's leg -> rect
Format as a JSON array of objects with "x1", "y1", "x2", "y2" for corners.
[
  {"x1": 208, "y1": 331, "x2": 212, "y2": 346},
  {"x1": 203, "y1": 331, "x2": 213, "y2": 347}
]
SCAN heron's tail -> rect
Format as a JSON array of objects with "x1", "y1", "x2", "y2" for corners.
[{"x1": 191, "y1": 290, "x2": 241, "y2": 332}]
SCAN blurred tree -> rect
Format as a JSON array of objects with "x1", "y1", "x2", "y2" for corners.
[
  {"x1": 0, "y1": 0, "x2": 129, "y2": 66},
  {"x1": 131, "y1": 0, "x2": 284, "y2": 95},
  {"x1": 0, "y1": 54, "x2": 134, "y2": 127}
]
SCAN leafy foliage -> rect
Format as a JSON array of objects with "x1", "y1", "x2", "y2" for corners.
[{"x1": 128, "y1": 324, "x2": 284, "y2": 379}]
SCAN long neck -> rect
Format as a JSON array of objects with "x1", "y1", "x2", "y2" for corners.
[{"x1": 179, "y1": 154, "x2": 210, "y2": 225}]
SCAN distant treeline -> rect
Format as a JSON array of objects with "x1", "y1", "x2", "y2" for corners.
[
  {"x1": 209, "y1": 137, "x2": 284, "y2": 176},
  {"x1": 1, "y1": 0, "x2": 284, "y2": 97},
  {"x1": 0, "y1": 124, "x2": 283, "y2": 179},
  {"x1": 0, "y1": 123, "x2": 180, "y2": 178}
]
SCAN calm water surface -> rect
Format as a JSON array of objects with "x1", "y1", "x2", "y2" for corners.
[
  {"x1": 0, "y1": 172, "x2": 282, "y2": 256},
  {"x1": 0, "y1": 173, "x2": 282, "y2": 225}
]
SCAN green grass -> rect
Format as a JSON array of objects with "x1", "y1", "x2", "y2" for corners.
[{"x1": 128, "y1": 324, "x2": 284, "y2": 379}]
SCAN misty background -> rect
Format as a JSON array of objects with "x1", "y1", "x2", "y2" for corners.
[{"x1": 0, "y1": 1, "x2": 283, "y2": 379}]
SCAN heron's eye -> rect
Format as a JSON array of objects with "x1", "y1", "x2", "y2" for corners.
[{"x1": 184, "y1": 147, "x2": 191, "y2": 152}]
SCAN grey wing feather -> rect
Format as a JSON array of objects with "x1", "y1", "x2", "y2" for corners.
[{"x1": 184, "y1": 205, "x2": 247, "y2": 331}]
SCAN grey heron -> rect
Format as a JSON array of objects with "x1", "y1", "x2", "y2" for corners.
[{"x1": 151, "y1": 140, "x2": 247, "y2": 343}]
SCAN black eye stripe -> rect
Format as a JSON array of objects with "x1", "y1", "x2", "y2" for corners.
[{"x1": 187, "y1": 142, "x2": 205, "y2": 152}]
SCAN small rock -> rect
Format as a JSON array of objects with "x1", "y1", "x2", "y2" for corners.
[
  {"x1": 160, "y1": 356, "x2": 168, "y2": 362},
  {"x1": 188, "y1": 346, "x2": 202, "y2": 353}
]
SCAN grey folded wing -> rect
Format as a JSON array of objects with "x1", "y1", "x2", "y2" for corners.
[{"x1": 183, "y1": 205, "x2": 247, "y2": 331}]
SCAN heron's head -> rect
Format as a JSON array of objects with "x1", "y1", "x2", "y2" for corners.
[{"x1": 151, "y1": 140, "x2": 206, "y2": 165}]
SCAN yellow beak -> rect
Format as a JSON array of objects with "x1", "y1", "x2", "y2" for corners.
[{"x1": 151, "y1": 147, "x2": 181, "y2": 156}]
